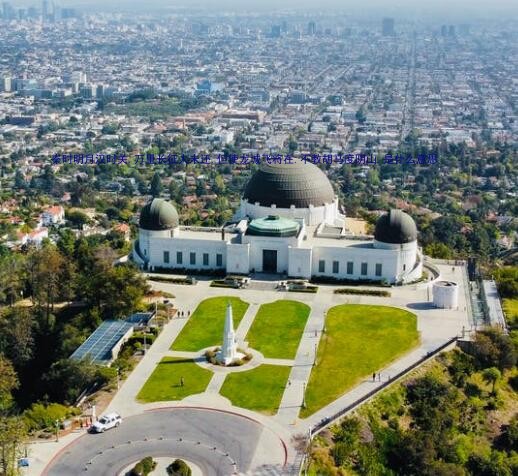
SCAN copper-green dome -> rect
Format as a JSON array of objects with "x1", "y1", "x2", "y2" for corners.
[
  {"x1": 243, "y1": 160, "x2": 335, "y2": 208},
  {"x1": 139, "y1": 199, "x2": 179, "y2": 230},
  {"x1": 374, "y1": 209, "x2": 417, "y2": 244}
]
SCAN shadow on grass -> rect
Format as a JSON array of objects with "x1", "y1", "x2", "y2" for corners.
[{"x1": 159, "y1": 359, "x2": 193, "y2": 365}]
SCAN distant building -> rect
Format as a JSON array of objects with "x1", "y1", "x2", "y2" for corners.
[
  {"x1": 288, "y1": 90, "x2": 307, "y2": 104},
  {"x1": 41, "y1": 205, "x2": 65, "y2": 226},
  {"x1": 113, "y1": 223, "x2": 131, "y2": 241},
  {"x1": 271, "y1": 25, "x2": 281, "y2": 38},
  {"x1": 1, "y1": 77, "x2": 12, "y2": 91},
  {"x1": 307, "y1": 21, "x2": 316, "y2": 36},
  {"x1": 17, "y1": 227, "x2": 49, "y2": 247},
  {"x1": 382, "y1": 17, "x2": 395, "y2": 36}
]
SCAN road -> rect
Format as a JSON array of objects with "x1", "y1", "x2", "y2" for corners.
[{"x1": 44, "y1": 408, "x2": 287, "y2": 476}]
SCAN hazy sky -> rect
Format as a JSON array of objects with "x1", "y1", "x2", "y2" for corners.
[{"x1": 9, "y1": 0, "x2": 518, "y2": 18}]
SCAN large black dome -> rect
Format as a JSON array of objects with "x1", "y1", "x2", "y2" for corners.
[
  {"x1": 243, "y1": 161, "x2": 335, "y2": 208},
  {"x1": 139, "y1": 199, "x2": 179, "y2": 230},
  {"x1": 374, "y1": 209, "x2": 418, "y2": 244}
]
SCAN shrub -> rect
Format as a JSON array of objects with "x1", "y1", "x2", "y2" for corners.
[
  {"x1": 288, "y1": 286, "x2": 318, "y2": 293},
  {"x1": 23, "y1": 403, "x2": 80, "y2": 432},
  {"x1": 129, "y1": 457, "x2": 156, "y2": 476},
  {"x1": 96, "y1": 366, "x2": 118, "y2": 386},
  {"x1": 127, "y1": 332, "x2": 156, "y2": 347},
  {"x1": 167, "y1": 458, "x2": 191, "y2": 476},
  {"x1": 334, "y1": 288, "x2": 391, "y2": 297},
  {"x1": 210, "y1": 280, "x2": 237, "y2": 288},
  {"x1": 311, "y1": 275, "x2": 390, "y2": 287},
  {"x1": 471, "y1": 329, "x2": 516, "y2": 371},
  {"x1": 508, "y1": 374, "x2": 518, "y2": 392},
  {"x1": 148, "y1": 276, "x2": 193, "y2": 285}
]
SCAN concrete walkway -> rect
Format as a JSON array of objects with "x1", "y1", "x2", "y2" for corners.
[
  {"x1": 206, "y1": 373, "x2": 227, "y2": 394},
  {"x1": 274, "y1": 301, "x2": 327, "y2": 426},
  {"x1": 235, "y1": 302, "x2": 260, "y2": 345}
]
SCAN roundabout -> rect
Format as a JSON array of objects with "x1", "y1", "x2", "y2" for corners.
[{"x1": 43, "y1": 407, "x2": 288, "y2": 476}]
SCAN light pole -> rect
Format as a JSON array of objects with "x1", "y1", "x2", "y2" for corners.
[
  {"x1": 55, "y1": 419, "x2": 60, "y2": 442},
  {"x1": 302, "y1": 382, "x2": 306, "y2": 409},
  {"x1": 116, "y1": 367, "x2": 120, "y2": 390},
  {"x1": 314, "y1": 343, "x2": 317, "y2": 367}
]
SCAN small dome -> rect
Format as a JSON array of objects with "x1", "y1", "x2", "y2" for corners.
[
  {"x1": 243, "y1": 160, "x2": 335, "y2": 208},
  {"x1": 139, "y1": 199, "x2": 179, "y2": 230},
  {"x1": 247, "y1": 215, "x2": 300, "y2": 237},
  {"x1": 374, "y1": 209, "x2": 417, "y2": 244}
]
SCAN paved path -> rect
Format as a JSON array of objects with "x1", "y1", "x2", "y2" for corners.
[
  {"x1": 274, "y1": 301, "x2": 327, "y2": 426},
  {"x1": 263, "y1": 358, "x2": 294, "y2": 366},
  {"x1": 206, "y1": 373, "x2": 227, "y2": 394},
  {"x1": 235, "y1": 302, "x2": 260, "y2": 345}
]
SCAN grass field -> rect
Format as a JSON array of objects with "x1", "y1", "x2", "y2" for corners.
[
  {"x1": 171, "y1": 296, "x2": 249, "y2": 351},
  {"x1": 245, "y1": 300, "x2": 311, "y2": 359},
  {"x1": 137, "y1": 357, "x2": 213, "y2": 402},
  {"x1": 219, "y1": 365, "x2": 291, "y2": 414},
  {"x1": 300, "y1": 304, "x2": 419, "y2": 417},
  {"x1": 503, "y1": 299, "x2": 518, "y2": 330}
]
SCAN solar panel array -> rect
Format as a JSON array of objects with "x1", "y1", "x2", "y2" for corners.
[
  {"x1": 70, "y1": 320, "x2": 134, "y2": 364},
  {"x1": 125, "y1": 312, "x2": 154, "y2": 325}
]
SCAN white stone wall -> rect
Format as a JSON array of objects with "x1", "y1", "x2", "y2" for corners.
[
  {"x1": 235, "y1": 198, "x2": 341, "y2": 226},
  {"x1": 226, "y1": 243, "x2": 250, "y2": 274},
  {"x1": 146, "y1": 235, "x2": 227, "y2": 271},
  {"x1": 136, "y1": 227, "x2": 421, "y2": 283},
  {"x1": 288, "y1": 247, "x2": 313, "y2": 278},
  {"x1": 311, "y1": 245, "x2": 398, "y2": 281},
  {"x1": 311, "y1": 240, "x2": 421, "y2": 283}
]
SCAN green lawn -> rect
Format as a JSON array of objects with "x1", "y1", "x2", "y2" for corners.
[
  {"x1": 219, "y1": 365, "x2": 291, "y2": 415},
  {"x1": 245, "y1": 300, "x2": 311, "y2": 359},
  {"x1": 300, "y1": 304, "x2": 419, "y2": 418},
  {"x1": 171, "y1": 297, "x2": 249, "y2": 351},
  {"x1": 503, "y1": 299, "x2": 518, "y2": 330},
  {"x1": 137, "y1": 357, "x2": 213, "y2": 402}
]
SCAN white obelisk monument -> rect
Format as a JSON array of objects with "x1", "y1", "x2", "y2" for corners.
[{"x1": 217, "y1": 302, "x2": 238, "y2": 365}]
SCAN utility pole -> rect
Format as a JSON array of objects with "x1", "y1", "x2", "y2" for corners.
[{"x1": 302, "y1": 382, "x2": 306, "y2": 409}]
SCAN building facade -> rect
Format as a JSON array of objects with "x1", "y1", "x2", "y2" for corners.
[{"x1": 132, "y1": 161, "x2": 423, "y2": 284}]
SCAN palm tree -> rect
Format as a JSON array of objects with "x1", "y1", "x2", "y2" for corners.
[{"x1": 482, "y1": 367, "x2": 501, "y2": 394}]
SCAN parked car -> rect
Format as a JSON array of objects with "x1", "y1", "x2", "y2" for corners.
[{"x1": 89, "y1": 413, "x2": 122, "y2": 433}]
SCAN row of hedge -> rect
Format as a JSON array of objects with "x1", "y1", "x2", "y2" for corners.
[
  {"x1": 288, "y1": 286, "x2": 319, "y2": 293},
  {"x1": 334, "y1": 288, "x2": 391, "y2": 297},
  {"x1": 151, "y1": 266, "x2": 225, "y2": 277},
  {"x1": 210, "y1": 280, "x2": 238, "y2": 288},
  {"x1": 311, "y1": 275, "x2": 391, "y2": 287},
  {"x1": 147, "y1": 276, "x2": 194, "y2": 285}
]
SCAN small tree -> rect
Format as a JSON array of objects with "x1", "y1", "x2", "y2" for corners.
[
  {"x1": 150, "y1": 172, "x2": 163, "y2": 198},
  {"x1": 482, "y1": 367, "x2": 501, "y2": 394},
  {"x1": 167, "y1": 459, "x2": 192, "y2": 476}
]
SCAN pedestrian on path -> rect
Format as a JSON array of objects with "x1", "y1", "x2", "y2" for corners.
[
  {"x1": 180, "y1": 377, "x2": 184, "y2": 387},
  {"x1": 288, "y1": 380, "x2": 291, "y2": 386},
  {"x1": 188, "y1": 310, "x2": 191, "y2": 317},
  {"x1": 378, "y1": 373, "x2": 381, "y2": 382},
  {"x1": 372, "y1": 372, "x2": 376, "y2": 382}
]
